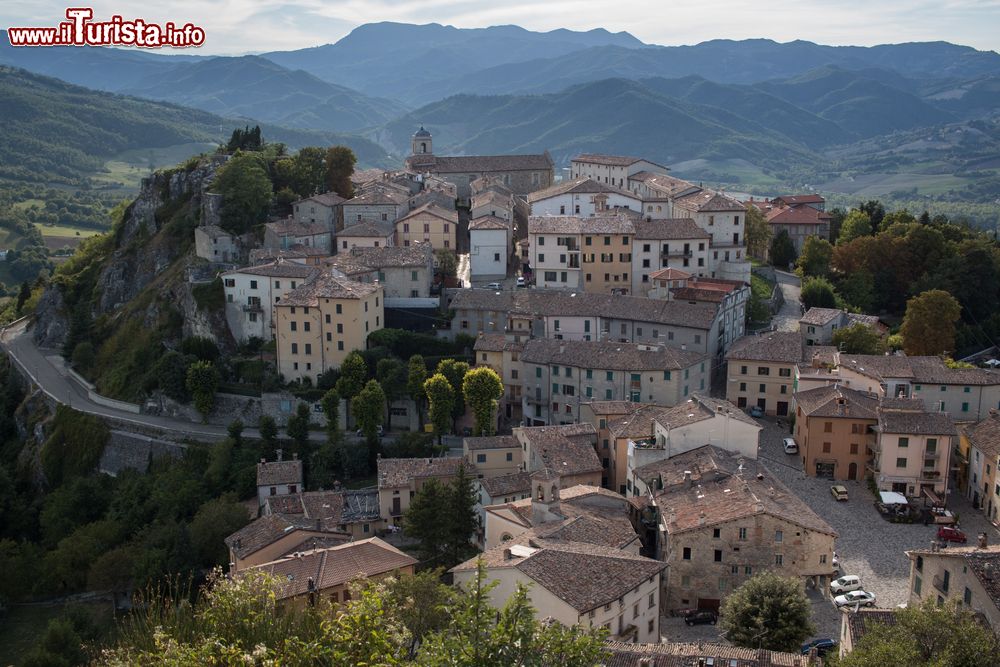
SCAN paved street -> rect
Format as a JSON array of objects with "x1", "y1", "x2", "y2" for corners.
[{"x1": 772, "y1": 270, "x2": 802, "y2": 332}]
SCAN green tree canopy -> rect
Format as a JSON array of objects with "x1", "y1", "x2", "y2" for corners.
[
  {"x1": 832, "y1": 322, "x2": 886, "y2": 355},
  {"x1": 769, "y1": 229, "x2": 796, "y2": 268},
  {"x1": 189, "y1": 494, "x2": 251, "y2": 568},
  {"x1": 462, "y1": 366, "x2": 503, "y2": 436},
  {"x1": 185, "y1": 360, "x2": 219, "y2": 423},
  {"x1": 213, "y1": 153, "x2": 273, "y2": 235},
  {"x1": 325, "y1": 146, "x2": 357, "y2": 199},
  {"x1": 800, "y1": 276, "x2": 839, "y2": 310},
  {"x1": 286, "y1": 402, "x2": 312, "y2": 451},
  {"x1": 796, "y1": 235, "x2": 833, "y2": 278},
  {"x1": 436, "y1": 359, "x2": 470, "y2": 423},
  {"x1": 353, "y1": 379, "x2": 386, "y2": 471},
  {"x1": 336, "y1": 351, "x2": 368, "y2": 426},
  {"x1": 719, "y1": 572, "x2": 814, "y2": 652},
  {"x1": 744, "y1": 205, "x2": 772, "y2": 260},
  {"x1": 837, "y1": 598, "x2": 1000, "y2": 667},
  {"x1": 257, "y1": 414, "x2": 277, "y2": 449},
  {"x1": 900, "y1": 289, "x2": 962, "y2": 356},
  {"x1": 424, "y1": 373, "x2": 456, "y2": 444},
  {"x1": 407, "y1": 354, "x2": 428, "y2": 425},
  {"x1": 321, "y1": 388, "x2": 341, "y2": 441},
  {"x1": 435, "y1": 248, "x2": 458, "y2": 279},
  {"x1": 838, "y1": 210, "x2": 874, "y2": 245}
]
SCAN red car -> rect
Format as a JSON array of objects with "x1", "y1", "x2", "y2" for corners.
[{"x1": 938, "y1": 526, "x2": 967, "y2": 543}]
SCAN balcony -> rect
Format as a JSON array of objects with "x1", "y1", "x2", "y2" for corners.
[
  {"x1": 612, "y1": 624, "x2": 638, "y2": 642},
  {"x1": 242, "y1": 303, "x2": 263, "y2": 313},
  {"x1": 932, "y1": 574, "x2": 949, "y2": 593},
  {"x1": 923, "y1": 450, "x2": 941, "y2": 460},
  {"x1": 661, "y1": 250, "x2": 692, "y2": 260}
]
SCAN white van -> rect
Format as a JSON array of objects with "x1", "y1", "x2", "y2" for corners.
[{"x1": 830, "y1": 575, "x2": 862, "y2": 595}]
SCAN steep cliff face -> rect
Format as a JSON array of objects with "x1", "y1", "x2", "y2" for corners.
[{"x1": 33, "y1": 155, "x2": 229, "y2": 351}]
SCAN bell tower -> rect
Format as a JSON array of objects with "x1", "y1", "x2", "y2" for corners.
[{"x1": 411, "y1": 126, "x2": 433, "y2": 156}]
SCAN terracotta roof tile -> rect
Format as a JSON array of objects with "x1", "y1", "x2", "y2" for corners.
[
  {"x1": 480, "y1": 471, "x2": 532, "y2": 497},
  {"x1": 266, "y1": 219, "x2": 329, "y2": 237},
  {"x1": 793, "y1": 385, "x2": 879, "y2": 420},
  {"x1": 396, "y1": 202, "x2": 459, "y2": 224},
  {"x1": 727, "y1": 332, "x2": 804, "y2": 364},
  {"x1": 522, "y1": 338, "x2": 705, "y2": 372},
  {"x1": 464, "y1": 435, "x2": 518, "y2": 451},
  {"x1": 257, "y1": 460, "x2": 303, "y2": 486},
  {"x1": 963, "y1": 412, "x2": 1000, "y2": 458},
  {"x1": 338, "y1": 220, "x2": 394, "y2": 237},
  {"x1": 633, "y1": 218, "x2": 711, "y2": 240},
  {"x1": 527, "y1": 177, "x2": 638, "y2": 203},
  {"x1": 376, "y1": 457, "x2": 470, "y2": 489},
  {"x1": 277, "y1": 273, "x2": 380, "y2": 306}
]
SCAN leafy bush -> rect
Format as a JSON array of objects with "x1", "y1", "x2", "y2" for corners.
[{"x1": 40, "y1": 406, "x2": 110, "y2": 487}]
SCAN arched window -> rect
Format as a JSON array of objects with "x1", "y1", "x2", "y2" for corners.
[
  {"x1": 536, "y1": 485, "x2": 544, "y2": 501},
  {"x1": 551, "y1": 484, "x2": 558, "y2": 499},
  {"x1": 420, "y1": 142, "x2": 427, "y2": 154},
  {"x1": 501, "y1": 533, "x2": 513, "y2": 542}
]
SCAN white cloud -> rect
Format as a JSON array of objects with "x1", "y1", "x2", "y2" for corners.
[{"x1": 4, "y1": 0, "x2": 998, "y2": 54}]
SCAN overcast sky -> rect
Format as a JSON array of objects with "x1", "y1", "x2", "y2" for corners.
[{"x1": 6, "y1": 0, "x2": 1000, "y2": 54}]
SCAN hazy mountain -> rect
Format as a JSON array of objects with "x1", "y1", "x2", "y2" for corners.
[
  {"x1": 122, "y1": 55, "x2": 406, "y2": 132},
  {"x1": 0, "y1": 30, "x2": 202, "y2": 91},
  {"x1": 412, "y1": 39, "x2": 1000, "y2": 104},
  {"x1": 0, "y1": 66, "x2": 393, "y2": 187},
  {"x1": 757, "y1": 67, "x2": 955, "y2": 137},
  {"x1": 378, "y1": 78, "x2": 818, "y2": 169},
  {"x1": 261, "y1": 22, "x2": 645, "y2": 103}
]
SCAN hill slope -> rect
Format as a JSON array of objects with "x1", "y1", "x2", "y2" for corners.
[
  {"x1": 121, "y1": 55, "x2": 407, "y2": 133},
  {"x1": 0, "y1": 66, "x2": 394, "y2": 188}
]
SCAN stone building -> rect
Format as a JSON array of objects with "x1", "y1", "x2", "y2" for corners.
[
  {"x1": 222, "y1": 261, "x2": 319, "y2": 342},
  {"x1": 793, "y1": 385, "x2": 878, "y2": 481},
  {"x1": 262, "y1": 488, "x2": 384, "y2": 541},
  {"x1": 473, "y1": 333, "x2": 526, "y2": 424},
  {"x1": 529, "y1": 212, "x2": 638, "y2": 294},
  {"x1": 463, "y1": 435, "x2": 522, "y2": 478},
  {"x1": 194, "y1": 225, "x2": 237, "y2": 263},
  {"x1": 376, "y1": 457, "x2": 472, "y2": 528},
  {"x1": 746, "y1": 194, "x2": 831, "y2": 256},
  {"x1": 800, "y1": 307, "x2": 885, "y2": 346},
  {"x1": 394, "y1": 202, "x2": 458, "y2": 251},
  {"x1": 324, "y1": 243, "x2": 434, "y2": 300},
  {"x1": 263, "y1": 219, "x2": 332, "y2": 254},
  {"x1": 962, "y1": 411, "x2": 1000, "y2": 520},
  {"x1": 633, "y1": 445, "x2": 837, "y2": 612},
  {"x1": 342, "y1": 189, "x2": 408, "y2": 226},
  {"x1": 273, "y1": 274, "x2": 383, "y2": 382},
  {"x1": 905, "y1": 542, "x2": 1000, "y2": 633},
  {"x1": 256, "y1": 455, "x2": 303, "y2": 507},
  {"x1": 513, "y1": 423, "x2": 603, "y2": 488},
  {"x1": 726, "y1": 331, "x2": 805, "y2": 417},
  {"x1": 337, "y1": 220, "x2": 395, "y2": 251},
  {"x1": 292, "y1": 192, "x2": 345, "y2": 231},
  {"x1": 404, "y1": 127, "x2": 554, "y2": 199},
  {"x1": 224, "y1": 514, "x2": 349, "y2": 573},
  {"x1": 873, "y1": 398, "x2": 955, "y2": 501},
  {"x1": 469, "y1": 216, "x2": 510, "y2": 281}
]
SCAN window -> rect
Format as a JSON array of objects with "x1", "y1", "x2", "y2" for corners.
[
  {"x1": 535, "y1": 367, "x2": 542, "y2": 378},
  {"x1": 850, "y1": 443, "x2": 859, "y2": 455},
  {"x1": 739, "y1": 382, "x2": 746, "y2": 391},
  {"x1": 648, "y1": 592, "x2": 655, "y2": 609},
  {"x1": 477, "y1": 454, "x2": 486, "y2": 463},
  {"x1": 719, "y1": 578, "x2": 727, "y2": 592},
  {"x1": 914, "y1": 576, "x2": 922, "y2": 595},
  {"x1": 633, "y1": 603, "x2": 639, "y2": 619},
  {"x1": 758, "y1": 367, "x2": 769, "y2": 376},
  {"x1": 779, "y1": 368, "x2": 791, "y2": 377},
  {"x1": 714, "y1": 549, "x2": 722, "y2": 562},
  {"x1": 682, "y1": 547, "x2": 691, "y2": 560},
  {"x1": 824, "y1": 421, "x2": 833, "y2": 433},
  {"x1": 759, "y1": 384, "x2": 766, "y2": 393},
  {"x1": 290, "y1": 321, "x2": 297, "y2": 332},
  {"x1": 607, "y1": 371, "x2": 614, "y2": 381},
  {"x1": 963, "y1": 402, "x2": 970, "y2": 412},
  {"x1": 303, "y1": 321, "x2": 310, "y2": 332},
  {"x1": 336, "y1": 304, "x2": 342, "y2": 314},
  {"x1": 731, "y1": 565, "x2": 739, "y2": 575},
  {"x1": 713, "y1": 528, "x2": 721, "y2": 539},
  {"x1": 899, "y1": 437, "x2": 909, "y2": 448},
  {"x1": 664, "y1": 371, "x2": 672, "y2": 381},
  {"x1": 681, "y1": 575, "x2": 690, "y2": 587},
  {"x1": 775, "y1": 530, "x2": 783, "y2": 543},
  {"x1": 291, "y1": 343, "x2": 298, "y2": 354},
  {"x1": 823, "y1": 442, "x2": 831, "y2": 453},
  {"x1": 896, "y1": 457, "x2": 908, "y2": 468},
  {"x1": 506, "y1": 452, "x2": 513, "y2": 462},
  {"x1": 741, "y1": 365, "x2": 748, "y2": 375},
  {"x1": 738, "y1": 527, "x2": 747, "y2": 540},
  {"x1": 250, "y1": 280, "x2": 258, "y2": 289},
  {"x1": 774, "y1": 554, "x2": 783, "y2": 566}
]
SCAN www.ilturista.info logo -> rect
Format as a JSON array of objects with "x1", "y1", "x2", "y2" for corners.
[{"x1": 7, "y1": 8, "x2": 206, "y2": 48}]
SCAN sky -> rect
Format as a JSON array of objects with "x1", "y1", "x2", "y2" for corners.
[{"x1": 4, "y1": 0, "x2": 1000, "y2": 55}]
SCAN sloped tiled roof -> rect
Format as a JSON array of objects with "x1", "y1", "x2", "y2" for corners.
[
  {"x1": 344, "y1": 190, "x2": 407, "y2": 207},
  {"x1": 396, "y1": 202, "x2": 459, "y2": 224},
  {"x1": 264, "y1": 489, "x2": 381, "y2": 529},
  {"x1": 473, "y1": 333, "x2": 525, "y2": 353},
  {"x1": 425, "y1": 154, "x2": 553, "y2": 173},
  {"x1": 674, "y1": 189, "x2": 746, "y2": 213},
  {"x1": 257, "y1": 459, "x2": 303, "y2": 486},
  {"x1": 196, "y1": 224, "x2": 231, "y2": 239},
  {"x1": 376, "y1": 457, "x2": 470, "y2": 489},
  {"x1": 521, "y1": 338, "x2": 705, "y2": 372},
  {"x1": 603, "y1": 640, "x2": 810, "y2": 667},
  {"x1": 224, "y1": 261, "x2": 319, "y2": 279},
  {"x1": 224, "y1": 514, "x2": 349, "y2": 560},
  {"x1": 528, "y1": 213, "x2": 636, "y2": 236},
  {"x1": 464, "y1": 435, "x2": 518, "y2": 451},
  {"x1": 338, "y1": 220, "x2": 394, "y2": 237},
  {"x1": 251, "y1": 537, "x2": 416, "y2": 599},
  {"x1": 582, "y1": 400, "x2": 644, "y2": 417},
  {"x1": 518, "y1": 424, "x2": 601, "y2": 478},
  {"x1": 453, "y1": 540, "x2": 664, "y2": 613},
  {"x1": 526, "y1": 177, "x2": 638, "y2": 203},
  {"x1": 845, "y1": 609, "x2": 898, "y2": 648},
  {"x1": 348, "y1": 242, "x2": 433, "y2": 269},
  {"x1": 480, "y1": 471, "x2": 532, "y2": 498},
  {"x1": 726, "y1": 332, "x2": 804, "y2": 364},
  {"x1": 793, "y1": 384, "x2": 879, "y2": 420},
  {"x1": 266, "y1": 219, "x2": 329, "y2": 237},
  {"x1": 469, "y1": 215, "x2": 510, "y2": 231},
  {"x1": 278, "y1": 273, "x2": 380, "y2": 306},
  {"x1": 299, "y1": 192, "x2": 346, "y2": 207},
  {"x1": 573, "y1": 154, "x2": 668, "y2": 171},
  {"x1": 963, "y1": 412, "x2": 1000, "y2": 458},
  {"x1": 800, "y1": 307, "x2": 843, "y2": 326},
  {"x1": 878, "y1": 408, "x2": 956, "y2": 436}
]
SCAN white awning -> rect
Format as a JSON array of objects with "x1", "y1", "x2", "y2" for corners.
[{"x1": 879, "y1": 491, "x2": 908, "y2": 505}]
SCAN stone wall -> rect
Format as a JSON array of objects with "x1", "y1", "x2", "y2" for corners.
[{"x1": 99, "y1": 430, "x2": 187, "y2": 475}]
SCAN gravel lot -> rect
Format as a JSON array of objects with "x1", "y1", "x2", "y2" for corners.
[{"x1": 662, "y1": 416, "x2": 1000, "y2": 646}]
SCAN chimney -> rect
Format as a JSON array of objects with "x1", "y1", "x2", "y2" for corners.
[
  {"x1": 683, "y1": 471, "x2": 692, "y2": 487},
  {"x1": 638, "y1": 659, "x2": 653, "y2": 667},
  {"x1": 979, "y1": 532, "x2": 989, "y2": 549},
  {"x1": 931, "y1": 539, "x2": 939, "y2": 552},
  {"x1": 681, "y1": 343, "x2": 687, "y2": 351},
  {"x1": 559, "y1": 344, "x2": 565, "y2": 354},
  {"x1": 755, "y1": 501, "x2": 764, "y2": 512},
  {"x1": 503, "y1": 548, "x2": 513, "y2": 561},
  {"x1": 260, "y1": 458, "x2": 266, "y2": 464},
  {"x1": 811, "y1": 352, "x2": 821, "y2": 369},
  {"x1": 276, "y1": 449, "x2": 283, "y2": 462},
  {"x1": 698, "y1": 512, "x2": 706, "y2": 526}
]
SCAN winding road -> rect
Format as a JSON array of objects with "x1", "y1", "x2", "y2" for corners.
[{"x1": 771, "y1": 269, "x2": 803, "y2": 332}]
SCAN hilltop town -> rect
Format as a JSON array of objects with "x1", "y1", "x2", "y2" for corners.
[{"x1": 3, "y1": 124, "x2": 1000, "y2": 666}]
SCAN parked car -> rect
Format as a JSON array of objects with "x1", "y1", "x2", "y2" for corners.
[
  {"x1": 783, "y1": 437, "x2": 799, "y2": 454},
  {"x1": 831, "y1": 485, "x2": 849, "y2": 501},
  {"x1": 830, "y1": 575, "x2": 863, "y2": 595},
  {"x1": 684, "y1": 610, "x2": 718, "y2": 626},
  {"x1": 938, "y1": 526, "x2": 967, "y2": 543},
  {"x1": 516, "y1": 276, "x2": 526, "y2": 288},
  {"x1": 487, "y1": 282, "x2": 503, "y2": 290},
  {"x1": 834, "y1": 590, "x2": 877, "y2": 608},
  {"x1": 832, "y1": 552, "x2": 841, "y2": 572},
  {"x1": 749, "y1": 406, "x2": 763, "y2": 418},
  {"x1": 356, "y1": 425, "x2": 384, "y2": 437},
  {"x1": 801, "y1": 639, "x2": 838, "y2": 657}
]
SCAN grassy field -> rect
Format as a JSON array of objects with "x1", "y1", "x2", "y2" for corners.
[
  {"x1": 91, "y1": 142, "x2": 217, "y2": 189},
  {"x1": 11, "y1": 199, "x2": 44, "y2": 211},
  {"x1": 34, "y1": 224, "x2": 102, "y2": 238}
]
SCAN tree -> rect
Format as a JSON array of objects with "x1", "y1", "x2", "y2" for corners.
[
  {"x1": 15, "y1": 280, "x2": 31, "y2": 313},
  {"x1": 154, "y1": 350, "x2": 194, "y2": 403},
  {"x1": 462, "y1": 366, "x2": 503, "y2": 436},
  {"x1": 381, "y1": 569, "x2": 455, "y2": 658},
  {"x1": 719, "y1": 572, "x2": 814, "y2": 652},
  {"x1": 436, "y1": 359, "x2": 470, "y2": 424},
  {"x1": 227, "y1": 419, "x2": 244, "y2": 447},
  {"x1": 403, "y1": 478, "x2": 450, "y2": 566},
  {"x1": 836, "y1": 269, "x2": 876, "y2": 313},
  {"x1": 832, "y1": 322, "x2": 885, "y2": 355},
  {"x1": 290, "y1": 146, "x2": 327, "y2": 197},
  {"x1": 800, "y1": 276, "x2": 839, "y2": 309},
  {"x1": 286, "y1": 402, "x2": 312, "y2": 452},
  {"x1": 336, "y1": 352, "x2": 368, "y2": 428},
  {"x1": 377, "y1": 358, "x2": 408, "y2": 412},
  {"x1": 838, "y1": 210, "x2": 873, "y2": 245},
  {"x1": 859, "y1": 200, "x2": 886, "y2": 232},
  {"x1": 435, "y1": 248, "x2": 458, "y2": 279},
  {"x1": 185, "y1": 360, "x2": 219, "y2": 423},
  {"x1": 900, "y1": 289, "x2": 962, "y2": 356},
  {"x1": 424, "y1": 373, "x2": 455, "y2": 445},
  {"x1": 796, "y1": 235, "x2": 833, "y2": 278},
  {"x1": 352, "y1": 379, "x2": 386, "y2": 471},
  {"x1": 71, "y1": 341, "x2": 95, "y2": 374},
  {"x1": 226, "y1": 125, "x2": 263, "y2": 152},
  {"x1": 744, "y1": 205, "x2": 771, "y2": 260},
  {"x1": 189, "y1": 495, "x2": 251, "y2": 568},
  {"x1": 407, "y1": 354, "x2": 428, "y2": 427},
  {"x1": 325, "y1": 146, "x2": 357, "y2": 199},
  {"x1": 837, "y1": 598, "x2": 1000, "y2": 667},
  {"x1": 320, "y1": 388, "x2": 341, "y2": 442},
  {"x1": 769, "y1": 229, "x2": 796, "y2": 268},
  {"x1": 445, "y1": 465, "x2": 479, "y2": 566},
  {"x1": 213, "y1": 153, "x2": 273, "y2": 235},
  {"x1": 258, "y1": 415, "x2": 277, "y2": 450}
]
